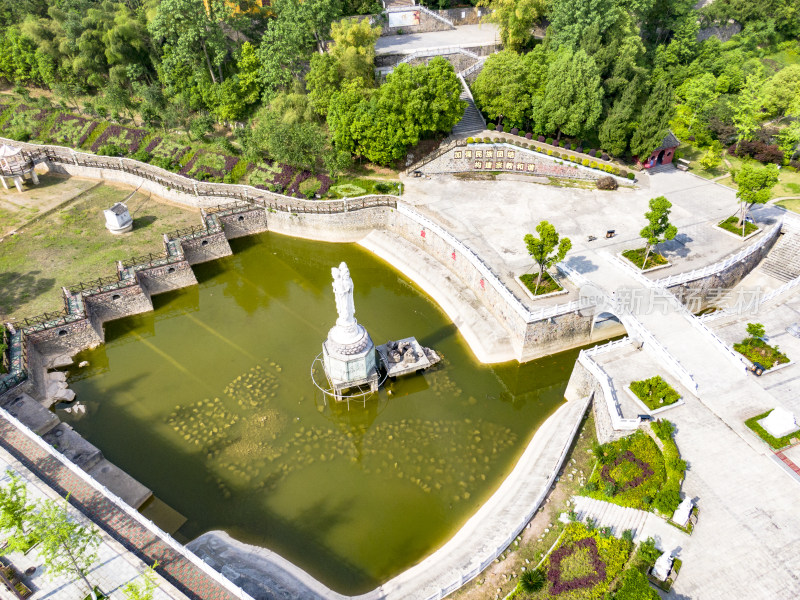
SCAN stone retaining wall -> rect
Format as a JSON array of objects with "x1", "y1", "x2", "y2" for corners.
[
  {"x1": 137, "y1": 261, "x2": 198, "y2": 296},
  {"x1": 666, "y1": 228, "x2": 779, "y2": 310},
  {"x1": 380, "y1": 8, "x2": 454, "y2": 36},
  {"x1": 25, "y1": 318, "x2": 102, "y2": 357},
  {"x1": 82, "y1": 284, "x2": 153, "y2": 327},
  {"x1": 218, "y1": 209, "x2": 269, "y2": 239},
  {"x1": 180, "y1": 232, "x2": 233, "y2": 265}
]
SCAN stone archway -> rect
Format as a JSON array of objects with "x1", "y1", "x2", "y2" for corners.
[{"x1": 656, "y1": 149, "x2": 666, "y2": 165}]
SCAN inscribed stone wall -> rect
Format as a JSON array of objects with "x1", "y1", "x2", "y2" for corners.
[
  {"x1": 418, "y1": 143, "x2": 626, "y2": 183},
  {"x1": 382, "y1": 9, "x2": 453, "y2": 35}
]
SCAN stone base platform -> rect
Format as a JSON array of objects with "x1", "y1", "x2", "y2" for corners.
[{"x1": 377, "y1": 337, "x2": 441, "y2": 378}]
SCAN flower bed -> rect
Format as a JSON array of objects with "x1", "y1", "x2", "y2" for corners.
[
  {"x1": 733, "y1": 337, "x2": 789, "y2": 369},
  {"x1": 179, "y1": 149, "x2": 240, "y2": 182},
  {"x1": 287, "y1": 170, "x2": 311, "y2": 197},
  {"x1": 145, "y1": 137, "x2": 191, "y2": 162},
  {"x1": 246, "y1": 161, "x2": 298, "y2": 193},
  {"x1": 583, "y1": 430, "x2": 666, "y2": 510},
  {"x1": 2, "y1": 104, "x2": 51, "y2": 138},
  {"x1": 48, "y1": 114, "x2": 98, "y2": 148},
  {"x1": 629, "y1": 376, "x2": 680, "y2": 411},
  {"x1": 90, "y1": 124, "x2": 148, "y2": 155},
  {"x1": 527, "y1": 522, "x2": 630, "y2": 599}
]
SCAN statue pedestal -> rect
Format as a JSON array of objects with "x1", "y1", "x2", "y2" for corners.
[{"x1": 322, "y1": 323, "x2": 378, "y2": 401}]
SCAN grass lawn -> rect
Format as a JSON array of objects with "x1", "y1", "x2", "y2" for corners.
[
  {"x1": 0, "y1": 181, "x2": 200, "y2": 320},
  {"x1": 621, "y1": 248, "x2": 668, "y2": 270},
  {"x1": 583, "y1": 431, "x2": 666, "y2": 510},
  {"x1": 629, "y1": 376, "x2": 680, "y2": 410},
  {"x1": 777, "y1": 198, "x2": 800, "y2": 214},
  {"x1": 718, "y1": 215, "x2": 759, "y2": 237},
  {"x1": 324, "y1": 176, "x2": 402, "y2": 198},
  {"x1": 520, "y1": 272, "x2": 563, "y2": 296},
  {"x1": 733, "y1": 337, "x2": 790, "y2": 369},
  {"x1": 745, "y1": 410, "x2": 800, "y2": 449}
]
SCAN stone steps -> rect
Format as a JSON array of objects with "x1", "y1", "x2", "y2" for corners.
[
  {"x1": 572, "y1": 495, "x2": 651, "y2": 541},
  {"x1": 760, "y1": 229, "x2": 800, "y2": 282},
  {"x1": 452, "y1": 90, "x2": 485, "y2": 137}
]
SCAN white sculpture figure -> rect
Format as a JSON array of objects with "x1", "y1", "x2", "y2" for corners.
[
  {"x1": 652, "y1": 550, "x2": 674, "y2": 581},
  {"x1": 332, "y1": 262, "x2": 356, "y2": 329}
]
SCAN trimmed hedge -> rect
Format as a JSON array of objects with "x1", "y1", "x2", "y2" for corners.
[
  {"x1": 488, "y1": 123, "x2": 496, "y2": 131},
  {"x1": 745, "y1": 410, "x2": 799, "y2": 449}
]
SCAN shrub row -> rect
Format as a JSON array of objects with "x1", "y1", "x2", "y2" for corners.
[{"x1": 727, "y1": 140, "x2": 785, "y2": 165}]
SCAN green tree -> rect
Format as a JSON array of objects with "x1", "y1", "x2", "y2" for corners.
[
  {"x1": 612, "y1": 567, "x2": 660, "y2": 600},
  {"x1": 148, "y1": 0, "x2": 230, "y2": 88},
  {"x1": 699, "y1": 145, "x2": 722, "y2": 171},
  {"x1": 630, "y1": 78, "x2": 674, "y2": 160},
  {"x1": 307, "y1": 18, "x2": 380, "y2": 116},
  {"x1": 639, "y1": 196, "x2": 678, "y2": 269},
  {"x1": 734, "y1": 162, "x2": 779, "y2": 229},
  {"x1": 542, "y1": 48, "x2": 603, "y2": 138},
  {"x1": 189, "y1": 113, "x2": 215, "y2": 141},
  {"x1": 471, "y1": 50, "x2": 530, "y2": 126},
  {"x1": 746, "y1": 322, "x2": 766, "y2": 340},
  {"x1": 122, "y1": 562, "x2": 159, "y2": 600},
  {"x1": 679, "y1": 72, "x2": 718, "y2": 131},
  {"x1": 523, "y1": 221, "x2": 572, "y2": 293},
  {"x1": 28, "y1": 497, "x2": 102, "y2": 600},
  {"x1": 547, "y1": 0, "x2": 622, "y2": 49},
  {"x1": 478, "y1": 0, "x2": 547, "y2": 51},
  {"x1": 0, "y1": 471, "x2": 36, "y2": 553},
  {"x1": 762, "y1": 65, "x2": 800, "y2": 117},
  {"x1": 598, "y1": 77, "x2": 643, "y2": 156},
  {"x1": 731, "y1": 74, "x2": 764, "y2": 146},
  {"x1": 236, "y1": 42, "x2": 263, "y2": 107}
]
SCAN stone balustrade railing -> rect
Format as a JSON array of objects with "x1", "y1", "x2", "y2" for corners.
[
  {"x1": 0, "y1": 137, "x2": 400, "y2": 213},
  {"x1": 653, "y1": 221, "x2": 783, "y2": 288},
  {"x1": 578, "y1": 349, "x2": 640, "y2": 430}
]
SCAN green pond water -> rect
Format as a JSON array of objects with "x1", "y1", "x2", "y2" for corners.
[{"x1": 64, "y1": 232, "x2": 580, "y2": 594}]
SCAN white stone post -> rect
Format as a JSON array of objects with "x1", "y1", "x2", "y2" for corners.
[
  {"x1": 13, "y1": 176, "x2": 23, "y2": 192},
  {"x1": 30, "y1": 170, "x2": 39, "y2": 185},
  {"x1": 0, "y1": 176, "x2": 8, "y2": 190}
]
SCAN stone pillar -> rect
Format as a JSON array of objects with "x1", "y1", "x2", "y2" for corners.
[
  {"x1": 30, "y1": 170, "x2": 39, "y2": 185},
  {"x1": 13, "y1": 176, "x2": 23, "y2": 192},
  {"x1": 0, "y1": 176, "x2": 8, "y2": 190}
]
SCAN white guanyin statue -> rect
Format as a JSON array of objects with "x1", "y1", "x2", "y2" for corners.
[{"x1": 331, "y1": 262, "x2": 357, "y2": 331}]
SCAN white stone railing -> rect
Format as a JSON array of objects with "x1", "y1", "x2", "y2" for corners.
[
  {"x1": 459, "y1": 58, "x2": 487, "y2": 78},
  {"x1": 653, "y1": 220, "x2": 782, "y2": 287},
  {"x1": 398, "y1": 46, "x2": 480, "y2": 64},
  {"x1": 415, "y1": 4, "x2": 455, "y2": 27},
  {"x1": 0, "y1": 408, "x2": 256, "y2": 600},
  {"x1": 578, "y1": 350, "x2": 640, "y2": 430}
]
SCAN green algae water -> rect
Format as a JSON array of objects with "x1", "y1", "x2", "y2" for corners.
[{"x1": 64, "y1": 232, "x2": 579, "y2": 594}]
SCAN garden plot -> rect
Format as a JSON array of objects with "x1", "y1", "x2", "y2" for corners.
[
  {"x1": 144, "y1": 137, "x2": 192, "y2": 163},
  {"x1": 90, "y1": 124, "x2": 147, "y2": 154},
  {"x1": 48, "y1": 114, "x2": 97, "y2": 148},
  {"x1": 246, "y1": 161, "x2": 296, "y2": 193},
  {"x1": 180, "y1": 149, "x2": 240, "y2": 181}
]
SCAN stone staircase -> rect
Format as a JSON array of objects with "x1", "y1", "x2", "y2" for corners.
[
  {"x1": 760, "y1": 226, "x2": 800, "y2": 282},
  {"x1": 571, "y1": 496, "x2": 651, "y2": 541},
  {"x1": 452, "y1": 80, "x2": 485, "y2": 137}
]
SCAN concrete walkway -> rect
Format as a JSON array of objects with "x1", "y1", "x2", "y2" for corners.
[
  {"x1": 571, "y1": 250, "x2": 800, "y2": 599},
  {"x1": 375, "y1": 24, "x2": 500, "y2": 55}
]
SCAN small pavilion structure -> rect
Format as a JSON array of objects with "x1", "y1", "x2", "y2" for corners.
[
  {"x1": 0, "y1": 144, "x2": 38, "y2": 192},
  {"x1": 641, "y1": 132, "x2": 680, "y2": 169}
]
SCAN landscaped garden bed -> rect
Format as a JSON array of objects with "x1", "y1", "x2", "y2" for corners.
[
  {"x1": 90, "y1": 124, "x2": 148, "y2": 155},
  {"x1": 518, "y1": 272, "x2": 565, "y2": 298},
  {"x1": 325, "y1": 177, "x2": 402, "y2": 198},
  {"x1": 717, "y1": 215, "x2": 759, "y2": 237},
  {"x1": 179, "y1": 149, "x2": 240, "y2": 182},
  {"x1": 621, "y1": 248, "x2": 669, "y2": 271},
  {"x1": 583, "y1": 422, "x2": 685, "y2": 515},
  {"x1": 629, "y1": 376, "x2": 681, "y2": 411},
  {"x1": 745, "y1": 410, "x2": 799, "y2": 449},
  {"x1": 48, "y1": 114, "x2": 98, "y2": 148},
  {"x1": 733, "y1": 323, "x2": 790, "y2": 369},
  {"x1": 517, "y1": 522, "x2": 631, "y2": 599}
]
